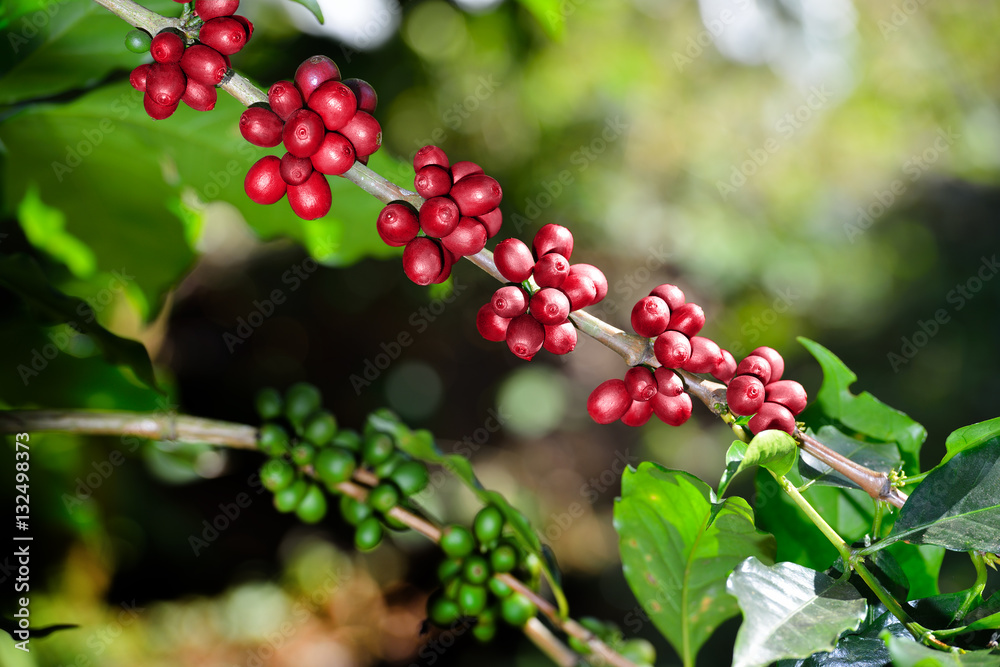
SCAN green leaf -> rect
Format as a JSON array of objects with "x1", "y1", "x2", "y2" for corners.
[
  {"x1": 285, "y1": 0, "x2": 324, "y2": 24},
  {"x1": 0, "y1": 253, "x2": 158, "y2": 390},
  {"x1": 738, "y1": 430, "x2": 798, "y2": 478},
  {"x1": 17, "y1": 184, "x2": 96, "y2": 278},
  {"x1": 614, "y1": 463, "x2": 776, "y2": 667},
  {"x1": 885, "y1": 542, "x2": 945, "y2": 600},
  {"x1": 777, "y1": 603, "x2": 909, "y2": 667},
  {"x1": 798, "y1": 337, "x2": 926, "y2": 473},
  {"x1": 878, "y1": 439, "x2": 1000, "y2": 553},
  {"x1": 800, "y1": 426, "x2": 903, "y2": 490},
  {"x1": 718, "y1": 440, "x2": 749, "y2": 497},
  {"x1": 728, "y1": 557, "x2": 867, "y2": 667},
  {"x1": 883, "y1": 633, "x2": 1000, "y2": 666},
  {"x1": 514, "y1": 0, "x2": 565, "y2": 39},
  {"x1": 942, "y1": 417, "x2": 1000, "y2": 466}
]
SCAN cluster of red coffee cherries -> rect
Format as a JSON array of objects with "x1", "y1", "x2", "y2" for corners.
[
  {"x1": 476, "y1": 224, "x2": 608, "y2": 361},
  {"x1": 129, "y1": 0, "x2": 253, "y2": 119},
  {"x1": 241, "y1": 56, "x2": 382, "y2": 220},
  {"x1": 587, "y1": 367, "x2": 692, "y2": 427},
  {"x1": 726, "y1": 348, "x2": 808, "y2": 434}
]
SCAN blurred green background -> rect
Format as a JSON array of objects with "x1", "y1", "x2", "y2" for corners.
[{"x1": 1, "y1": 0, "x2": 999, "y2": 664}]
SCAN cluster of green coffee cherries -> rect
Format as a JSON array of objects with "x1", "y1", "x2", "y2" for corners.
[
  {"x1": 254, "y1": 383, "x2": 429, "y2": 551},
  {"x1": 571, "y1": 618, "x2": 656, "y2": 666}
]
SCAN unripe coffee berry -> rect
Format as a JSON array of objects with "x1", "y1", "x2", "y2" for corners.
[
  {"x1": 450, "y1": 161, "x2": 483, "y2": 182},
  {"x1": 403, "y1": 237, "x2": 446, "y2": 286},
  {"x1": 449, "y1": 174, "x2": 502, "y2": 217},
  {"x1": 491, "y1": 543, "x2": 519, "y2": 573},
  {"x1": 294, "y1": 483, "x2": 327, "y2": 524},
  {"x1": 414, "y1": 165, "x2": 452, "y2": 199},
  {"x1": 543, "y1": 322, "x2": 577, "y2": 355},
  {"x1": 194, "y1": 0, "x2": 240, "y2": 20},
  {"x1": 282, "y1": 108, "x2": 325, "y2": 157},
  {"x1": 684, "y1": 336, "x2": 724, "y2": 374},
  {"x1": 621, "y1": 399, "x2": 653, "y2": 427},
  {"x1": 631, "y1": 296, "x2": 671, "y2": 338},
  {"x1": 727, "y1": 375, "x2": 765, "y2": 416},
  {"x1": 125, "y1": 29, "x2": 152, "y2": 53},
  {"x1": 367, "y1": 482, "x2": 399, "y2": 513},
  {"x1": 414, "y1": 145, "x2": 449, "y2": 170},
  {"x1": 419, "y1": 196, "x2": 460, "y2": 238},
  {"x1": 476, "y1": 208, "x2": 503, "y2": 238},
  {"x1": 650, "y1": 392, "x2": 693, "y2": 426},
  {"x1": 376, "y1": 202, "x2": 419, "y2": 247},
  {"x1": 343, "y1": 78, "x2": 377, "y2": 113},
  {"x1": 308, "y1": 80, "x2": 357, "y2": 131},
  {"x1": 199, "y1": 17, "x2": 246, "y2": 55},
  {"x1": 491, "y1": 285, "x2": 529, "y2": 318},
  {"x1": 625, "y1": 367, "x2": 657, "y2": 402},
  {"x1": 735, "y1": 355, "x2": 772, "y2": 385},
  {"x1": 180, "y1": 44, "x2": 229, "y2": 85},
  {"x1": 181, "y1": 78, "x2": 217, "y2": 111},
  {"x1": 668, "y1": 302, "x2": 706, "y2": 337},
  {"x1": 476, "y1": 303, "x2": 510, "y2": 342},
  {"x1": 267, "y1": 80, "x2": 303, "y2": 121},
  {"x1": 533, "y1": 223, "x2": 574, "y2": 259},
  {"x1": 654, "y1": 367, "x2": 684, "y2": 397},
  {"x1": 146, "y1": 62, "x2": 186, "y2": 106},
  {"x1": 239, "y1": 106, "x2": 283, "y2": 147},
  {"x1": 505, "y1": 313, "x2": 545, "y2": 361},
  {"x1": 442, "y1": 217, "x2": 488, "y2": 257},
  {"x1": 150, "y1": 30, "x2": 185, "y2": 63},
  {"x1": 440, "y1": 524, "x2": 475, "y2": 558},
  {"x1": 355, "y1": 516, "x2": 383, "y2": 551},
  {"x1": 764, "y1": 380, "x2": 808, "y2": 415},
  {"x1": 473, "y1": 505, "x2": 504, "y2": 545},
  {"x1": 280, "y1": 152, "x2": 313, "y2": 186},
  {"x1": 587, "y1": 379, "x2": 631, "y2": 424},
  {"x1": 650, "y1": 283, "x2": 685, "y2": 310},
  {"x1": 339, "y1": 111, "x2": 382, "y2": 158},
  {"x1": 310, "y1": 131, "x2": 356, "y2": 175},
  {"x1": 245, "y1": 156, "x2": 286, "y2": 204},
  {"x1": 295, "y1": 55, "x2": 341, "y2": 103},
  {"x1": 750, "y1": 346, "x2": 785, "y2": 382},
  {"x1": 314, "y1": 447, "x2": 356, "y2": 487},
  {"x1": 494, "y1": 239, "x2": 535, "y2": 283},
  {"x1": 533, "y1": 253, "x2": 570, "y2": 289},
  {"x1": 572, "y1": 264, "x2": 608, "y2": 302},
  {"x1": 390, "y1": 460, "x2": 429, "y2": 496},
  {"x1": 653, "y1": 330, "x2": 692, "y2": 368},
  {"x1": 501, "y1": 594, "x2": 538, "y2": 627},
  {"x1": 748, "y1": 401, "x2": 796, "y2": 435},
  {"x1": 529, "y1": 288, "x2": 570, "y2": 325},
  {"x1": 287, "y1": 170, "x2": 331, "y2": 219}
]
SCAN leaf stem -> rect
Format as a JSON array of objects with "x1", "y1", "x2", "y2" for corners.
[{"x1": 770, "y1": 470, "x2": 852, "y2": 563}]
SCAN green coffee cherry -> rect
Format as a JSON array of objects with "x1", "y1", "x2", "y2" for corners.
[
  {"x1": 354, "y1": 516, "x2": 383, "y2": 551},
  {"x1": 473, "y1": 505, "x2": 504, "y2": 546},
  {"x1": 391, "y1": 460, "x2": 429, "y2": 496},
  {"x1": 367, "y1": 482, "x2": 399, "y2": 513},
  {"x1": 273, "y1": 478, "x2": 307, "y2": 513},
  {"x1": 439, "y1": 525, "x2": 475, "y2": 559},
  {"x1": 254, "y1": 387, "x2": 283, "y2": 420},
  {"x1": 488, "y1": 577, "x2": 512, "y2": 599},
  {"x1": 462, "y1": 555, "x2": 490, "y2": 585},
  {"x1": 290, "y1": 443, "x2": 316, "y2": 466},
  {"x1": 472, "y1": 609, "x2": 497, "y2": 643},
  {"x1": 303, "y1": 410, "x2": 337, "y2": 446},
  {"x1": 443, "y1": 577, "x2": 462, "y2": 601},
  {"x1": 294, "y1": 483, "x2": 327, "y2": 524},
  {"x1": 427, "y1": 593, "x2": 461, "y2": 627},
  {"x1": 373, "y1": 452, "x2": 406, "y2": 479},
  {"x1": 258, "y1": 423, "x2": 290, "y2": 456},
  {"x1": 568, "y1": 636, "x2": 592, "y2": 655},
  {"x1": 490, "y1": 542, "x2": 518, "y2": 573},
  {"x1": 260, "y1": 459, "x2": 295, "y2": 492},
  {"x1": 382, "y1": 513, "x2": 409, "y2": 531},
  {"x1": 437, "y1": 557, "x2": 464, "y2": 583},
  {"x1": 458, "y1": 583, "x2": 488, "y2": 616},
  {"x1": 620, "y1": 639, "x2": 656, "y2": 665},
  {"x1": 314, "y1": 447, "x2": 356, "y2": 488},
  {"x1": 339, "y1": 495, "x2": 372, "y2": 526},
  {"x1": 501, "y1": 593, "x2": 537, "y2": 627},
  {"x1": 331, "y1": 429, "x2": 362, "y2": 451},
  {"x1": 362, "y1": 433, "x2": 395, "y2": 466},
  {"x1": 285, "y1": 382, "x2": 322, "y2": 427},
  {"x1": 125, "y1": 28, "x2": 152, "y2": 53},
  {"x1": 580, "y1": 617, "x2": 607, "y2": 636}
]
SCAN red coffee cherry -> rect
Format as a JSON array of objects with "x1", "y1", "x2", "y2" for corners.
[
  {"x1": 653, "y1": 330, "x2": 692, "y2": 368},
  {"x1": 441, "y1": 217, "x2": 488, "y2": 257},
  {"x1": 414, "y1": 145, "x2": 449, "y2": 170},
  {"x1": 625, "y1": 367, "x2": 657, "y2": 402},
  {"x1": 683, "y1": 336, "x2": 724, "y2": 374},
  {"x1": 310, "y1": 131, "x2": 356, "y2": 175},
  {"x1": 180, "y1": 44, "x2": 229, "y2": 86},
  {"x1": 143, "y1": 94, "x2": 177, "y2": 120},
  {"x1": 764, "y1": 380, "x2": 808, "y2": 415},
  {"x1": 649, "y1": 284, "x2": 685, "y2": 310},
  {"x1": 650, "y1": 392, "x2": 693, "y2": 426},
  {"x1": 543, "y1": 322, "x2": 577, "y2": 355},
  {"x1": 280, "y1": 152, "x2": 313, "y2": 186},
  {"x1": 726, "y1": 375, "x2": 765, "y2": 416},
  {"x1": 476, "y1": 303, "x2": 510, "y2": 342},
  {"x1": 146, "y1": 62, "x2": 186, "y2": 107},
  {"x1": 667, "y1": 303, "x2": 705, "y2": 337},
  {"x1": 239, "y1": 106, "x2": 283, "y2": 147},
  {"x1": 532, "y1": 223, "x2": 574, "y2": 260},
  {"x1": 403, "y1": 237, "x2": 447, "y2": 286},
  {"x1": 245, "y1": 155, "x2": 286, "y2": 204},
  {"x1": 533, "y1": 253, "x2": 570, "y2": 289},
  {"x1": 621, "y1": 399, "x2": 653, "y2": 427},
  {"x1": 339, "y1": 111, "x2": 382, "y2": 158},
  {"x1": 735, "y1": 355, "x2": 772, "y2": 385},
  {"x1": 150, "y1": 31, "x2": 185, "y2": 63},
  {"x1": 748, "y1": 402, "x2": 796, "y2": 435},
  {"x1": 654, "y1": 367, "x2": 684, "y2": 397},
  {"x1": 491, "y1": 285, "x2": 529, "y2": 318},
  {"x1": 307, "y1": 80, "x2": 357, "y2": 132},
  {"x1": 419, "y1": 196, "x2": 460, "y2": 238},
  {"x1": 529, "y1": 288, "x2": 570, "y2": 326},
  {"x1": 505, "y1": 314, "x2": 545, "y2": 361},
  {"x1": 282, "y1": 108, "x2": 325, "y2": 157},
  {"x1": 587, "y1": 379, "x2": 631, "y2": 424},
  {"x1": 231, "y1": 15, "x2": 253, "y2": 39},
  {"x1": 451, "y1": 161, "x2": 483, "y2": 183},
  {"x1": 376, "y1": 201, "x2": 419, "y2": 247},
  {"x1": 268, "y1": 80, "x2": 303, "y2": 121},
  {"x1": 181, "y1": 77, "x2": 217, "y2": 111},
  {"x1": 295, "y1": 55, "x2": 341, "y2": 103},
  {"x1": 476, "y1": 208, "x2": 502, "y2": 238},
  {"x1": 342, "y1": 78, "x2": 377, "y2": 113},
  {"x1": 571, "y1": 264, "x2": 608, "y2": 303},
  {"x1": 712, "y1": 349, "x2": 737, "y2": 384},
  {"x1": 750, "y1": 346, "x2": 785, "y2": 382},
  {"x1": 494, "y1": 239, "x2": 534, "y2": 283},
  {"x1": 199, "y1": 17, "x2": 246, "y2": 55},
  {"x1": 560, "y1": 272, "x2": 597, "y2": 311},
  {"x1": 631, "y1": 296, "x2": 671, "y2": 338},
  {"x1": 414, "y1": 165, "x2": 452, "y2": 199},
  {"x1": 129, "y1": 64, "x2": 150, "y2": 92},
  {"x1": 194, "y1": 0, "x2": 240, "y2": 20},
  {"x1": 449, "y1": 174, "x2": 502, "y2": 217},
  {"x1": 287, "y1": 170, "x2": 331, "y2": 220}
]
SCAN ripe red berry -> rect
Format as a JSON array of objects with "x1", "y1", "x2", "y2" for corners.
[
  {"x1": 180, "y1": 44, "x2": 228, "y2": 86},
  {"x1": 560, "y1": 272, "x2": 597, "y2": 311},
  {"x1": 476, "y1": 303, "x2": 510, "y2": 342},
  {"x1": 727, "y1": 375, "x2": 765, "y2": 416},
  {"x1": 631, "y1": 296, "x2": 671, "y2": 337},
  {"x1": 621, "y1": 399, "x2": 653, "y2": 427},
  {"x1": 529, "y1": 288, "x2": 570, "y2": 326},
  {"x1": 451, "y1": 161, "x2": 483, "y2": 183},
  {"x1": 414, "y1": 145, "x2": 449, "y2": 170},
  {"x1": 146, "y1": 62, "x2": 186, "y2": 107},
  {"x1": 239, "y1": 106, "x2": 283, "y2": 147},
  {"x1": 654, "y1": 367, "x2": 684, "y2": 397},
  {"x1": 419, "y1": 196, "x2": 460, "y2": 238},
  {"x1": 667, "y1": 303, "x2": 705, "y2": 337},
  {"x1": 764, "y1": 380, "x2": 808, "y2": 415},
  {"x1": 532, "y1": 224, "x2": 574, "y2": 260},
  {"x1": 194, "y1": 0, "x2": 240, "y2": 20},
  {"x1": 653, "y1": 330, "x2": 692, "y2": 368},
  {"x1": 449, "y1": 174, "x2": 502, "y2": 217},
  {"x1": 650, "y1": 392, "x2": 692, "y2": 426},
  {"x1": 245, "y1": 155, "x2": 286, "y2": 204},
  {"x1": 267, "y1": 80, "x2": 303, "y2": 121},
  {"x1": 494, "y1": 239, "x2": 534, "y2": 283},
  {"x1": 587, "y1": 379, "x2": 631, "y2": 424},
  {"x1": 491, "y1": 285, "x2": 529, "y2": 318},
  {"x1": 505, "y1": 314, "x2": 545, "y2": 361},
  {"x1": 310, "y1": 131, "x2": 356, "y2": 175},
  {"x1": 295, "y1": 55, "x2": 341, "y2": 103},
  {"x1": 199, "y1": 17, "x2": 245, "y2": 55},
  {"x1": 683, "y1": 336, "x2": 724, "y2": 374},
  {"x1": 543, "y1": 322, "x2": 576, "y2": 355},
  {"x1": 129, "y1": 64, "x2": 150, "y2": 92},
  {"x1": 649, "y1": 284, "x2": 685, "y2": 310},
  {"x1": 143, "y1": 94, "x2": 177, "y2": 120},
  {"x1": 279, "y1": 152, "x2": 313, "y2": 186},
  {"x1": 625, "y1": 367, "x2": 657, "y2": 402},
  {"x1": 414, "y1": 165, "x2": 452, "y2": 199},
  {"x1": 735, "y1": 355, "x2": 772, "y2": 385},
  {"x1": 287, "y1": 170, "x2": 331, "y2": 219},
  {"x1": 307, "y1": 81, "x2": 357, "y2": 132},
  {"x1": 339, "y1": 111, "x2": 382, "y2": 158},
  {"x1": 342, "y1": 78, "x2": 377, "y2": 113},
  {"x1": 442, "y1": 217, "x2": 488, "y2": 257},
  {"x1": 748, "y1": 402, "x2": 796, "y2": 435},
  {"x1": 476, "y1": 208, "x2": 502, "y2": 238},
  {"x1": 403, "y1": 237, "x2": 446, "y2": 286},
  {"x1": 571, "y1": 264, "x2": 608, "y2": 303},
  {"x1": 282, "y1": 108, "x2": 325, "y2": 157},
  {"x1": 181, "y1": 77, "x2": 217, "y2": 111},
  {"x1": 376, "y1": 202, "x2": 419, "y2": 247},
  {"x1": 750, "y1": 346, "x2": 785, "y2": 382},
  {"x1": 533, "y1": 253, "x2": 570, "y2": 289},
  {"x1": 712, "y1": 349, "x2": 737, "y2": 384},
  {"x1": 151, "y1": 31, "x2": 185, "y2": 63}
]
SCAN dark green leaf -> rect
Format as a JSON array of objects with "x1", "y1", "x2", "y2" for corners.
[
  {"x1": 614, "y1": 463, "x2": 776, "y2": 667},
  {"x1": 800, "y1": 426, "x2": 902, "y2": 490},
  {"x1": 285, "y1": 0, "x2": 324, "y2": 24},
  {"x1": 728, "y1": 557, "x2": 867, "y2": 667},
  {"x1": 719, "y1": 440, "x2": 749, "y2": 497},
  {"x1": 942, "y1": 417, "x2": 1000, "y2": 466},
  {"x1": 777, "y1": 603, "x2": 909, "y2": 667},
  {"x1": 885, "y1": 542, "x2": 944, "y2": 599},
  {"x1": 883, "y1": 633, "x2": 1000, "y2": 666}
]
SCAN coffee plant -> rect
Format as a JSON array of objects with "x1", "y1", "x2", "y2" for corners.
[{"x1": 1, "y1": 0, "x2": 999, "y2": 666}]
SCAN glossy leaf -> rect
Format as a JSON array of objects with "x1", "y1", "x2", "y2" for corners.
[
  {"x1": 883, "y1": 633, "x2": 1000, "y2": 666},
  {"x1": 800, "y1": 426, "x2": 902, "y2": 490},
  {"x1": 719, "y1": 440, "x2": 749, "y2": 496},
  {"x1": 286, "y1": 0, "x2": 324, "y2": 24},
  {"x1": 738, "y1": 429, "x2": 798, "y2": 478},
  {"x1": 777, "y1": 604, "x2": 911, "y2": 667},
  {"x1": 942, "y1": 417, "x2": 1000, "y2": 466}
]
